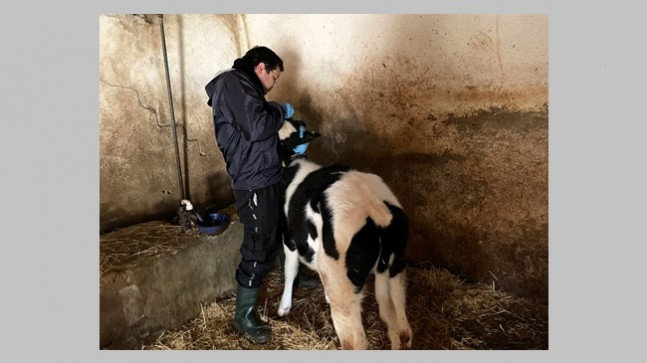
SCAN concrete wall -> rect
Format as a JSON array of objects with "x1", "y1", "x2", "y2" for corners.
[
  {"x1": 100, "y1": 14, "x2": 240, "y2": 231},
  {"x1": 100, "y1": 222, "x2": 243, "y2": 349},
  {"x1": 99, "y1": 14, "x2": 547, "y2": 302}
]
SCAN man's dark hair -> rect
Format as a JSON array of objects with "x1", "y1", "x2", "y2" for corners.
[{"x1": 243, "y1": 46, "x2": 284, "y2": 72}]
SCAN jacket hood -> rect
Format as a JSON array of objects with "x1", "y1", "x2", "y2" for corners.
[
  {"x1": 204, "y1": 77, "x2": 218, "y2": 107},
  {"x1": 205, "y1": 57, "x2": 263, "y2": 107}
]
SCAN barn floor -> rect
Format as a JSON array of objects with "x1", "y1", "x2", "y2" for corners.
[{"x1": 140, "y1": 262, "x2": 548, "y2": 350}]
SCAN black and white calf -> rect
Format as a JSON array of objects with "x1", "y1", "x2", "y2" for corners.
[{"x1": 276, "y1": 120, "x2": 412, "y2": 350}]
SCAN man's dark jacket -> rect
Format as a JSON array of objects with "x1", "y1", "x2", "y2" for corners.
[{"x1": 205, "y1": 58, "x2": 286, "y2": 190}]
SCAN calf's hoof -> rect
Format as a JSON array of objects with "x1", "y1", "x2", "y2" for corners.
[{"x1": 277, "y1": 304, "x2": 291, "y2": 317}]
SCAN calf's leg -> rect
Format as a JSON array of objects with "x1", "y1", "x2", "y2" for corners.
[
  {"x1": 375, "y1": 272, "x2": 402, "y2": 349},
  {"x1": 319, "y1": 259, "x2": 369, "y2": 350},
  {"x1": 277, "y1": 245, "x2": 300, "y2": 316},
  {"x1": 389, "y1": 272, "x2": 412, "y2": 349}
]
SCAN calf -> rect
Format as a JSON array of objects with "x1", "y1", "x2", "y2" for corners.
[{"x1": 276, "y1": 119, "x2": 412, "y2": 349}]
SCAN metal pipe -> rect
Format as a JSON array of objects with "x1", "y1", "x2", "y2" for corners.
[{"x1": 159, "y1": 14, "x2": 186, "y2": 200}]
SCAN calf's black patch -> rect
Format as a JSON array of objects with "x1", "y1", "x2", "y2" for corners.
[
  {"x1": 286, "y1": 164, "x2": 350, "y2": 262},
  {"x1": 345, "y1": 217, "x2": 381, "y2": 293},
  {"x1": 377, "y1": 202, "x2": 409, "y2": 277}
]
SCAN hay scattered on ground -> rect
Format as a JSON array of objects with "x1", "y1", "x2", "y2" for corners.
[
  {"x1": 100, "y1": 205, "x2": 239, "y2": 276},
  {"x1": 141, "y1": 263, "x2": 548, "y2": 350},
  {"x1": 100, "y1": 221, "x2": 201, "y2": 276}
]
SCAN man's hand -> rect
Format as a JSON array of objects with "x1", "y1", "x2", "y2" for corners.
[
  {"x1": 293, "y1": 125, "x2": 310, "y2": 155},
  {"x1": 293, "y1": 142, "x2": 310, "y2": 155},
  {"x1": 280, "y1": 103, "x2": 295, "y2": 119}
]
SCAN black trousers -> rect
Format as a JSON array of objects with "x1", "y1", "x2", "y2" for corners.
[{"x1": 233, "y1": 182, "x2": 285, "y2": 288}]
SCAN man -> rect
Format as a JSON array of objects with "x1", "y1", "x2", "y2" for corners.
[{"x1": 204, "y1": 46, "x2": 294, "y2": 344}]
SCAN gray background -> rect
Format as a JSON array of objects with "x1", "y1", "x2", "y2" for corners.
[{"x1": 2, "y1": 0, "x2": 645, "y2": 361}]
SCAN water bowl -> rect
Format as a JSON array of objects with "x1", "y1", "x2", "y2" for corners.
[{"x1": 196, "y1": 212, "x2": 231, "y2": 236}]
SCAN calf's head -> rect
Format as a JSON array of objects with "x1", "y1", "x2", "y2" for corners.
[{"x1": 278, "y1": 118, "x2": 321, "y2": 163}]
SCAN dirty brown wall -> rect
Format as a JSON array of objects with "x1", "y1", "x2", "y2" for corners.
[
  {"x1": 99, "y1": 14, "x2": 547, "y2": 302},
  {"x1": 100, "y1": 14, "x2": 241, "y2": 232}
]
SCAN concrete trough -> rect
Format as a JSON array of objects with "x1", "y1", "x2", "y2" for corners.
[{"x1": 99, "y1": 215, "x2": 242, "y2": 349}]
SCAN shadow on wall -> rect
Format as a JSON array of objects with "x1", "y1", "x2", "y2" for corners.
[
  {"x1": 268, "y1": 46, "x2": 323, "y2": 132},
  {"x1": 269, "y1": 15, "x2": 548, "y2": 303},
  {"x1": 100, "y1": 167, "x2": 234, "y2": 235},
  {"x1": 175, "y1": 14, "x2": 250, "y2": 203},
  {"x1": 304, "y1": 106, "x2": 547, "y2": 304},
  {"x1": 100, "y1": 200, "x2": 175, "y2": 235},
  {"x1": 163, "y1": 14, "x2": 243, "y2": 224}
]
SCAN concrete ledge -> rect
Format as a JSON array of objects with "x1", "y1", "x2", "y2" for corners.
[{"x1": 100, "y1": 218, "x2": 242, "y2": 349}]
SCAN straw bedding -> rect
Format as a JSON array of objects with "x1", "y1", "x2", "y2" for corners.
[
  {"x1": 100, "y1": 210, "x2": 547, "y2": 350},
  {"x1": 141, "y1": 262, "x2": 548, "y2": 350}
]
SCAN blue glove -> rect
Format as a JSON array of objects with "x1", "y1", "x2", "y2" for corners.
[
  {"x1": 280, "y1": 103, "x2": 295, "y2": 119},
  {"x1": 293, "y1": 142, "x2": 310, "y2": 155},
  {"x1": 293, "y1": 126, "x2": 309, "y2": 155}
]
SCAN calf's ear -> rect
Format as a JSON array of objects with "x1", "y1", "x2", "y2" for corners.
[{"x1": 301, "y1": 130, "x2": 321, "y2": 143}]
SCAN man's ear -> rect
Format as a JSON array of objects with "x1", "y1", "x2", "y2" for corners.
[
  {"x1": 254, "y1": 62, "x2": 265, "y2": 74},
  {"x1": 261, "y1": 62, "x2": 271, "y2": 74}
]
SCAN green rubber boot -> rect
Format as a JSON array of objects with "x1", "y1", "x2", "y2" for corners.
[{"x1": 233, "y1": 285, "x2": 271, "y2": 344}]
